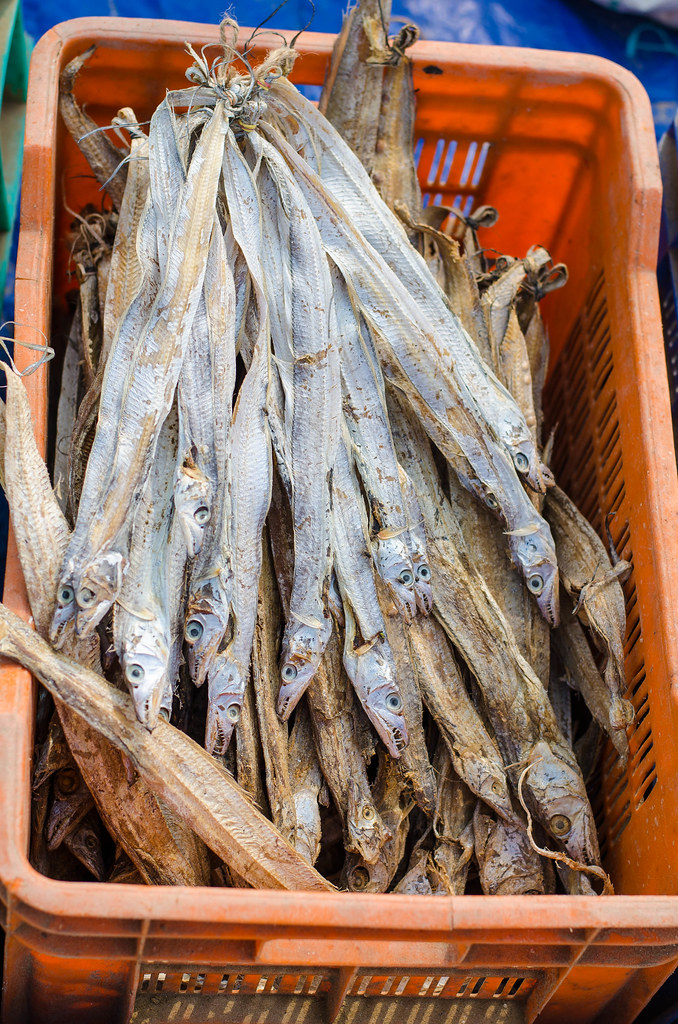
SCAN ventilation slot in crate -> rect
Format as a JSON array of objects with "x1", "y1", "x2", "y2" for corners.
[{"x1": 415, "y1": 135, "x2": 490, "y2": 231}]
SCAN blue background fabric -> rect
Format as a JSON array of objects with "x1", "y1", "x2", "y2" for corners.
[{"x1": 20, "y1": 0, "x2": 678, "y2": 137}]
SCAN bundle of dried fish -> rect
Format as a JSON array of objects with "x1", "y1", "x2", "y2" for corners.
[{"x1": 0, "y1": 9, "x2": 631, "y2": 894}]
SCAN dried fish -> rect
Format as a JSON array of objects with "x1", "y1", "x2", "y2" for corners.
[
  {"x1": 430, "y1": 744, "x2": 475, "y2": 895},
  {"x1": 546, "y1": 484, "x2": 632, "y2": 735},
  {"x1": 0, "y1": 601, "x2": 334, "y2": 891},
  {"x1": 59, "y1": 47, "x2": 128, "y2": 210}
]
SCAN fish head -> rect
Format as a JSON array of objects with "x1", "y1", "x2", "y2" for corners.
[
  {"x1": 205, "y1": 653, "x2": 245, "y2": 755},
  {"x1": 475, "y1": 767, "x2": 515, "y2": 823},
  {"x1": 277, "y1": 617, "x2": 332, "y2": 720},
  {"x1": 121, "y1": 624, "x2": 169, "y2": 731},
  {"x1": 174, "y1": 463, "x2": 212, "y2": 557},
  {"x1": 185, "y1": 583, "x2": 230, "y2": 687},
  {"x1": 75, "y1": 550, "x2": 125, "y2": 637},
  {"x1": 344, "y1": 854, "x2": 391, "y2": 893},
  {"x1": 405, "y1": 523, "x2": 433, "y2": 614},
  {"x1": 346, "y1": 778, "x2": 393, "y2": 865},
  {"x1": 51, "y1": 561, "x2": 79, "y2": 646},
  {"x1": 351, "y1": 644, "x2": 409, "y2": 758},
  {"x1": 413, "y1": 560, "x2": 433, "y2": 615},
  {"x1": 510, "y1": 528, "x2": 560, "y2": 627},
  {"x1": 511, "y1": 442, "x2": 547, "y2": 494},
  {"x1": 522, "y1": 744, "x2": 601, "y2": 866},
  {"x1": 374, "y1": 537, "x2": 417, "y2": 620},
  {"x1": 67, "y1": 818, "x2": 105, "y2": 881}
]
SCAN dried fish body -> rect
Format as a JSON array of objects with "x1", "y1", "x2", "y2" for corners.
[
  {"x1": 331, "y1": 431, "x2": 408, "y2": 756},
  {"x1": 112, "y1": 406, "x2": 179, "y2": 729},
  {"x1": 447, "y1": 464, "x2": 550, "y2": 688},
  {"x1": 0, "y1": 602, "x2": 334, "y2": 891},
  {"x1": 53, "y1": 100, "x2": 229, "y2": 640},
  {"x1": 288, "y1": 702, "x2": 324, "y2": 865},
  {"x1": 269, "y1": 475, "x2": 390, "y2": 865},
  {"x1": 430, "y1": 745, "x2": 475, "y2": 895},
  {"x1": 388, "y1": 390, "x2": 601, "y2": 867},
  {"x1": 259, "y1": 120, "x2": 559, "y2": 625},
  {"x1": 102, "y1": 131, "x2": 151, "y2": 365},
  {"x1": 3, "y1": 368, "x2": 210, "y2": 886},
  {"x1": 369, "y1": 31, "x2": 421, "y2": 222},
  {"x1": 265, "y1": 82, "x2": 548, "y2": 490},
  {"x1": 546, "y1": 484, "x2": 631, "y2": 728},
  {"x1": 473, "y1": 804, "x2": 547, "y2": 895},
  {"x1": 406, "y1": 612, "x2": 513, "y2": 821},
  {"x1": 149, "y1": 103, "x2": 223, "y2": 559},
  {"x1": 319, "y1": 0, "x2": 389, "y2": 169},
  {"x1": 54, "y1": 308, "x2": 82, "y2": 515},
  {"x1": 252, "y1": 532, "x2": 297, "y2": 841},
  {"x1": 391, "y1": 465, "x2": 433, "y2": 616},
  {"x1": 375, "y1": 576, "x2": 436, "y2": 814},
  {"x1": 393, "y1": 848, "x2": 439, "y2": 895},
  {"x1": 206, "y1": 333, "x2": 271, "y2": 754},
  {"x1": 183, "y1": 221, "x2": 238, "y2": 684},
  {"x1": 254, "y1": 135, "x2": 341, "y2": 717},
  {"x1": 343, "y1": 749, "x2": 410, "y2": 892},
  {"x1": 205, "y1": 130, "x2": 274, "y2": 755},
  {"x1": 331, "y1": 267, "x2": 418, "y2": 618},
  {"x1": 398, "y1": 203, "x2": 492, "y2": 362},
  {"x1": 553, "y1": 591, "x2": 630, "y2": 765},
  {"x1": 235, "y1": 673, "x2": 268, "y2": 813},
  {"x1": 59, "y1": 47, "x2": 128, "y2": 211}
]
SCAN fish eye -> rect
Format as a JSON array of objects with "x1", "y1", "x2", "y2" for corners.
[
  {"x1": 125, "y1": 663, "x2": 145, "y2": 683},
  {"x1": 77, "y1": 587, "x2": 96, "y2": 608},
  {"x1": 486, "y1": 493, "x2": 499, "y2": 509},
  {"x1": 226, "y1": 703, "x2": 241, "y2": 723},
  {"x1": 57, "y1": 769, "x2": 79, "y2": 794},
  {"x1": 57, "y1": 585, "x2": 74, "y2": 606},
  {"x1": 514, "y1": 452, "x2": 529, "y2": 473},
  {"x1": 491, "y1": 779, "x2": 503, "y2": 796},
  {"x1": 386, "y1": 692, "x2": 403, "y2": 712},
  {"x1": 185, "y1": 619, "x2": 204, "y2": 642},
  {"x1": 85, "y1": 835, "x2": 97, "y2": 850},
  {"x1": 550, "y1": 813, "x2": 571, "y2": 836},
  {"x1": 362, "y1": 806, "x2": 375, "y2": 822},
  {"x1": 194, "y1": 505, "x2": 210, "y2": 525},
  {"x1": 528, "y1": 574, "x2": 544, "y2": 594},
  {"x1": 417, "y1": 564, "x2": 431, "y2": 581},
  {"x1": 281, "y1": 663, "x2": 298, "y2": 682},
  {"x1": 350, "y1": 866, "x2": 370, "y2": 890},
  {"x1": 398, "y1": 569, "x2": 414, "y2": 587}
]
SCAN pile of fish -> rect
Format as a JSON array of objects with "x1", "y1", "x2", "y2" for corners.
[{"x1": 0, "y1": 7, "x2": 633, "y2": 894}]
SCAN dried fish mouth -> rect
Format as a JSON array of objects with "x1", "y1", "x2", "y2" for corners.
[
  {"x1": 510, "y1": 535, "x2": 560, "y2": 627},
  {"x1": 120, "y1": 624, "x2": 169, "y2": 731},
  {"x1": 373, "y1": 536, "x2": 417, "y2": 620},
  {"x1": 277, "y1": 618, "x2": 333, "y2": 720},
  {"x1": 185, "y1": 591, "x2": 230, "y2": 688},
  {"x1": 69, "y1": 548, "x2": 124, "y2": 634},
  {"x1": 205, "y1": 651, "x2": 245, "y2": 755},
  {"x1": 345, "y1": 640, "x2": 409, "y2": 757},
  {"x1": 174, "y1": 461, "x2": 213, "y2": 557}
]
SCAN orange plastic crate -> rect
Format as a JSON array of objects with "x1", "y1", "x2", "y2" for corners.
[{"x1": 4, "y1": 17, "x2": 678, "y2": 1024}]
